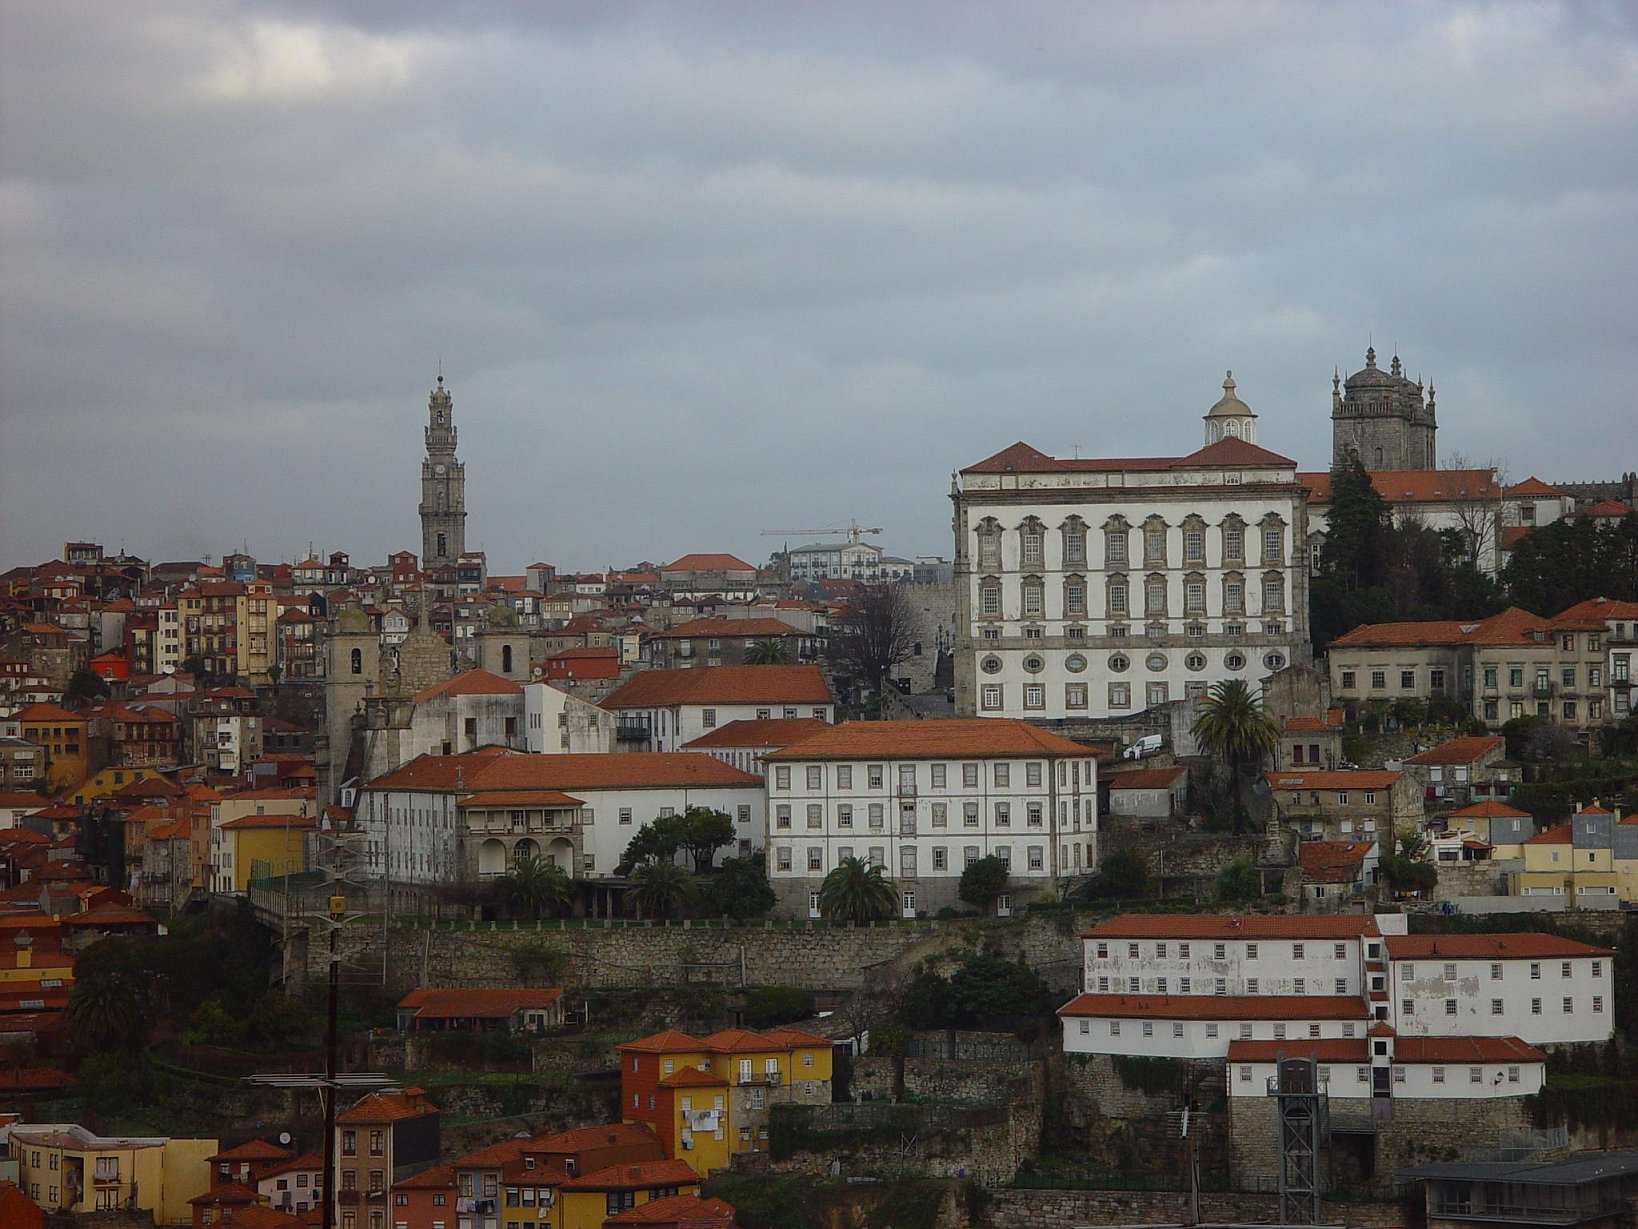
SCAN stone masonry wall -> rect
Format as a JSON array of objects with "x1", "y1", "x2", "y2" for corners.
[
  {"x1": 1060, "y1": 1053, "x2": 1231, "y2": 1188},
  {"x1": 986, "y1": 1187, "x2": 1404, "y2": 1229},
  {"x1": 323, "y1": 913, "x2": 1087, "y2": 996},
  {"x1": 1229, "y1": 1093, "x2": 1535, "y2": 1198}
]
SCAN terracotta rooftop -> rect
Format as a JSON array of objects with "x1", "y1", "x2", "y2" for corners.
[
  {"x1": 1108, "y1": 766, "x2": 1188, "y2": 790},
  {"x1": 763, "y1": 718, "x2": 1091, "y2": 761},
  {"x1": 212, "y1": 1138, "x2": 295, "y2": 1163},
  {"x1": 1227, "y1": 1038, "x2": 1367, "y2": 1063},
  {"x1": 1552, "y1": 596, "x2": 1638, "y2": 624},
  {"x1": 602, "y1": 1194, "x2": 738, "y2": 1228},
  {"x1": 652, "y1": 617, "x2": 804, "y2": 640},
  {"x1": 602, "y1": 664, "x2": 832, "y2": 710},
  {"x1": 617, "y1": 1029, "x2": 703, "y2": 1054},
  {"x1": 683, "y1": 718, "x2": 830, "y2": 750},
  {"x1": 397, "y1": 988, "x2": 563, "y2": 1018},
  {"x1": 1405, "y1": 735, "x2": 1505, "y2": 766},
  {"x1": 1084, "y1": 914, "x2": 1381, "y2": 941},
  {"x1": 1448, "y1": 800, "x2": 1532, "y2": 820},
  {"x1": 1301, "y1": 468, "x2": 1500, "y2": 504},
  {"x1": 1298, "y1": 840, "x2": 1376, "y2": 885},
  {"x1": 412, "y1": 668, "x2": 524, "y2": 705},
  {"x1": 1505, "y1": 477, "x2": 1564, "y2": 497},
  {"x1": 1058, "y1": 993, "x2": 1368, "y2": 1021},
  {"x1": 1385, "y1": 934, "x2": 1612, "y2": 960},
  {"x1": 560, "y1": 1159, "x2": 699, "y2": 1192},
  {"x1": 964, "y1": 437, "x2": 1296, "y2": 475},
  {"x1": 659, "y1": 1067, "x2": 726, "y2": 1088},
  {"x1": 1524, "y1": 823, "x2": 1572, "y2": 846},
  {"x1": 335, "y1": 1087, "x2": 435, "y2": 1125},
  {"x1": 1582, "y1": 499, "x2": 1634, "y2": 518},
  {"x1": 1393, "y1": 1035, "x2": 1546, "y2": 1063},
  {"x1": 662, "y1": 554, "x2": 756, "y2": 573},
  {"x1": 371, "y1": 751, "x2": 760, "y2": 794},
  {"x1": 392, "y1": 1164, "x2": 457, "y2": 1190}
]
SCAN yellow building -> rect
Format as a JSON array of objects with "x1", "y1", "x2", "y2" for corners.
[
  {"x1": 497, "y1": 1123, "x2": 669, "y2": 1229},
  {"x1": 7, "y1": 1124, "x2": 216, "y2": 1225},
  {"x1": 210, "y1": 812, "x2": 316, "y2": 894},
  {"x1": 64, "y1": 765, "x2": 168, "y2": 806},
  {"x1": 1513, "y1": 821, "x2": 1619, "y2": 904},
  {"x1": 16, "y1": 703, "x2": 95, "y2": 790},
  {"x1": 617, "y1": 1027, "x2": 833, "y2": 1178},
  {"x1": 1444, "y1": 799, "x2": 1535, "y2": 860},
  {"x1": 0, "y1": 913, "x2": 73, "y2": 986},
  {"x1": 235, "y1": 581, "x2": 278, "y2": 684},
  {"x1": 557, "y1": 1159, "x2": 700, "y2": 1229}
]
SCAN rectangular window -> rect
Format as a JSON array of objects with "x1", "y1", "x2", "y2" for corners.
[
  {"x1": 931, "y1": 802, "x2": 947, "y2": 827},
  {"x1": 963, "y1": 802, "x2": 979, "y2": 826},
  {"x1": 807, "y1": 848, "x2": 823, "y2": 872},
  {"x1": 932, "y1": 847, "x2": 947, "y2": 870},
  {"x1": 806, "y1": 804, "x2": 822, "y2": 829},
  {"x1": 837, "y1": 765, "x2": 853, "y2": 788},
  {"x1": 930, "y1": 764, "x2": 945, "y2": 788},
  {"x1": 995, "y1": 802, "x2": 1011, "y2": 827},
  {"x1": 980, "y1": 684, "x2": 1002, "y2": 710},
  {"x1": 837, "y1": 804, "x2": 853, "y2": 828}
]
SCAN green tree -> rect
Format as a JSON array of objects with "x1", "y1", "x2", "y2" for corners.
[
  {"x1": 501, "y1": 854, "x2": 573, "y2": 920},
  {"x1": 903, "y1": 950, "x2": 1053, "y2": 1029},
  {"x1": 1214, "y1": 857, "x2": 1262, "y2": 906},
  {"x1": 957, "y1": 856, "x2": 1010, "y2": 913},
  {"x1": 1192, "y1": 678, "x2": 1280, "y2": 833},
  {"x1": 67, "y1": 968, "x2": 145, "y2": 1051},
  {"x1": 745, "y1": 638, "x2": 794, "y2": 665},
  {"x1": 621, "y1": 807, "x2": 735, "y2": 874},
  {"x1": 743, "y1": 986, "x2": 816, "y2": 1029},
  {"x1": 703, "y1": 855, "x2": 777, "y2": 921},
  {"x1": 65, "y1": 665, "x2": 111, "y2": 702},
  {"x1": 625, "y1": 860, "x2": 696, "y2": 920},
  {"x1": 817, "y1": 856, "x2": 897, "y2": 923}
]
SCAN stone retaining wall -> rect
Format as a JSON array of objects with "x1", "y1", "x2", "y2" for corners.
[{"x1": 986, "y1": 1187, "x2": 1404, "y2": 1229}]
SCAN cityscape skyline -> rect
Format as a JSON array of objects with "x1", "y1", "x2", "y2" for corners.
[{"x1": 3, "y1": 2, "x2": 1634, "y2": 571}]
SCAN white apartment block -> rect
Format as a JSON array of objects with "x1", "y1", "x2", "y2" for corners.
[
  {"x1": 600, "y1": 664, "x2": 835, "y2": 752},
  {"x1": 523, "y1": 681, "x2": 618, "y2": 754},
  {"x1": 787, "y1": 540, "x2": 916, "y2": 583},
  {"x1": 953, "y1": 374, "x2": 1311, "y2": 722},
  {"x1": 1060, "y1": 914, "x2": 1611, "y2": 1106},
  {"x1": 762, "y1": 718, "x2": 1097, "y2": 918}
]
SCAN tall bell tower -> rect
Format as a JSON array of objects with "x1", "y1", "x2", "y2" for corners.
[{"x1": 419, "y1": 375, "x2": 466, "y2": 567}]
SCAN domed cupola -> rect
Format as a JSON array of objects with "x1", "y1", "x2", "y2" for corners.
[{"x1": 1203, "y1": 370, "x2": 1258, "y2": 445}]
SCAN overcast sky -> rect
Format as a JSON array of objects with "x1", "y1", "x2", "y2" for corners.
[{"x1": 2, "y1": 1, "x2": 1634, "y2": 575}]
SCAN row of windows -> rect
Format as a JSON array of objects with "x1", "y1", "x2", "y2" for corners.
[
  {"x1": 978, "y1": 572, "x2": 1285, "y2": 619},
  {"x1": 1401, "y1": 960, "x2": 1603, "y2": 981},
  {"x1": 976, "y1": 517, "x2": 1287, "y2": 570},
  {"x1": 773, "y1": 761, "x2": 1057, "y2": 790},
  {"x1": 773, "y1": 843, "x2": 1063, "y2": 874},
  {"x1": 1093, "y1": 940, "x2": 1363, "y2": 960},
  {"x1": 983, "y1": 680, "x2": 1199, "y2": 711},
  {"x1": 1231, "y1": 1063, "x2": 1524, "y2": 1086},
  {"x1": 1093, "y1": 974, "x2": 1352, "y2": 995},
  {"x1": 775, "y1": 799, "x2": 1070, "y2": 828},
  {"x1": 1404, "y1": 995, "x2": 1605, "y2": 1016}
]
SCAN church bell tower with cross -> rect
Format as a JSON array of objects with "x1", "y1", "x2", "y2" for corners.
[{"x1": 419, "y1": 374, "x2": 466, "y2": 567}]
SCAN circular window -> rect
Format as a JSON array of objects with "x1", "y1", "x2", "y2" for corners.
[
  {"x1": 1065, "y1": 653, "x2": 1087, "y2": 674},
  {"x1": 1023, "y1": 655, "x2": 1045, "y2": 675},
  {"x1": 1264, "y1": 651, "x2": 1286, "y2": 671},
  {"x1": 1108, "y1": 653, "x2": 1130, "y2": 673},
  {"x1": 1224, "y1": 652, "x2": 1247, "y2": 671},
  {"x1": 1145, "y1": 652, "x2": 1168, "y2": 672},
  {"x1": 980, "y1": 655, "x2": 1003, "y2": 675},
  {"x1": 1185, "y1": 652, "x2": 1207, "y2": 672}
]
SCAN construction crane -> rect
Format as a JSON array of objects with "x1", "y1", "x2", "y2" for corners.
[{"x1": 762, "y1": 519, "x2": 883, "y2": 544}]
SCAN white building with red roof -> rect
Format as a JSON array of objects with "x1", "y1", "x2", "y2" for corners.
[
  {"x1": 762, "y1": 717, "x2": 1098, "y2": 917},
  {"x1": 952, "y1": 372, "x2": 1312, "y2": 722},
  {"x1": 600, "y1": 665, "x2": 834, "y2": 753},
  {"x1": 1060, "y1": 913, "x2": 1612, "y2": 1106}
]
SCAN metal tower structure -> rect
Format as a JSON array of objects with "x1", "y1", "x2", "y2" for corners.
[{"x1": 1273, "y1": 1054, "x2": 1328, "y2": 1226}]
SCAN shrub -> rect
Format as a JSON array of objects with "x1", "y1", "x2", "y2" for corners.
[{"x1": 743, "y1": 987, "x2": 816, "y2": 1029}]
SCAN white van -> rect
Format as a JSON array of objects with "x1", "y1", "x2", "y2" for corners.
[{"x1": 1122, "y1": 734, "x2": 1163, "y2": 760}]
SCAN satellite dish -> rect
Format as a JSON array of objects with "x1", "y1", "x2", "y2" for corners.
[{"x1": 277, "y1": 1132, "x2": 293, "y2": 1146}]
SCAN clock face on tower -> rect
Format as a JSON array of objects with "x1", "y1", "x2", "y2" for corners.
[{"x1": 435, "y1": 464, "x2": 446, "y2": 475}]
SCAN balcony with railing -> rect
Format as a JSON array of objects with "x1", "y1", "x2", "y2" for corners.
[{"x1": 615, "y1": 720, "x2": 652, "y2": 744}]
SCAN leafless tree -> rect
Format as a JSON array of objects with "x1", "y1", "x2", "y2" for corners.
[
  {"x1": 829, "y1": 583, "x2": 919, "y2": 701},
  {"x1": 1442, "y1": 451, "x2": 1509, "y2": 571},
  {"x1": 832, "y1": 965, "x2": 908, "y2": 1057}
]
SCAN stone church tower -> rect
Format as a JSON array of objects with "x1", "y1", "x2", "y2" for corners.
[
  {"x1": 419, "y1": 375, "x2": 466, "y2": 566},
  {"x1": 1331, "y1": 346, "x2": 1437, "y2": 470}
]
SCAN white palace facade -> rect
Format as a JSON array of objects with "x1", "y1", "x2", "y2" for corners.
[{"x1": 952, "y1": 374, "x2": 1312, "y2": 723}]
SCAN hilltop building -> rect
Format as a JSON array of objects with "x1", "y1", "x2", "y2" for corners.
[{"x1": 419, "y1": 376, "x2": 466, "y2": 570}]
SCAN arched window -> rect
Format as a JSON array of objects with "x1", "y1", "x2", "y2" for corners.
[
  {"x1": 350, "y1": 648, "x2": 362, "y2": 675},
  {"x1": 1062, "y1": 517, "x2": 1088, "y2": 567},
  {"x1": 502, "y1": 644, "x2": 514, "y2": 674},
  {"x1": 1262, "y1": 573, "x2": 1285, "y2": 613},
  {"x1": 976, "y1": 518, "x2": 1002, "y2": 569},
  {"x1": 436, "y1": 532, "x2": 447, "y2": 558},
  {"x1": 1020, "y1": 519, "x2": 1045, "y2": 567},
  {"x1": 1374, "y1": 447, "x2": 1384, "y2": 468}
]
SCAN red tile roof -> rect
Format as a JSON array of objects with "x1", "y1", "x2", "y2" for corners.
[
  {"x1": 1108, "y1": 766, "x2": 1188, "y2": 790},
  {"x1": 964, "y1": 438, "x2": 1296, "y2": 475},
  {"x1": 1405, "y1": 736, "x2": 1504, "y2": 766},
  {"x1": 412, "y1": 668, "x2": 524, "y2": 705},
  {"x1": 371, "y1": 751, "x2": 760, "y2": 794},
  {"x1": 1524, "y1": 823, "x2": 1572, "y2": 846},
  {"x1": 1448, "y1": 800, "x2": 1531, "y2": 821},
  {"x1": 659, "y1": 1067, "x2": 726, "y2": 1088},
  {"x1": 683, "y1": 718, "x2": 830, "y2": 750},
  {"x1": 560, "y1": 1159, "x2": 698, "y2": 1192},
  {"x1": 1505, "y1": 477, "x2": 1563, "y2": 497},
  {"x1": 1283, "y1": 715, "x2": 1341, "y2": 732},
  {"x1": 451, "y1": 1138, "x2": 532, "y2": 1168},
  {"x1": 1301, "y1": 468, "x2": 1500, "y2": 504},
  {"x1": 1582, "y1": 499, "x2": 1634, "y2": 518},
  {"x1": 1392, "y1": 1035, "x2": 1546, "y2": 1063},
  {"x1": 1552, "y1": 596, "x2": 1638, "y2": 624},
  {"x1": 1329, "y1": 606, "x2": 1557, "y2": 649},
  {"x1": 1083, "y1": 914, "x2": 1381, "y2": 940},
  {"x1": 617, "y1": 1029, "x2": 702, "y2": 1054},
  {"x1": 756, "y1": 1027, "x2": 829, "y2": 1048},
  {"x1": 398, "y1": 988, "x2": 562, "y2": 1019},
  {"x1": 220, "y1": 814, "x2": 319, "y2": 831},
  {"x1": 460, "y1": 790, "x2": 584, "y2": 809},
  {"x1": 662, "y1": 554, "x2": 756, "y2": 573},
  {"x1": 1385, "y1": 933, "x2": 1612, "y2": 959},
  {"x1": 1058, "y1": 994, "x2": 1368, "y2": 1021},
  {"x1": 763, "y1": 718, "x2": 1091, "y2": 761},
  {"x1": 602, "y1": 664, "x2": 831, "y2": 709},
  {"x1": 1267, "y1": 770, "x2": 1400, "y2": 791},
  {"x1": 1298, "y1": 841, "x2": 1375, "y2": 884},
  {"x1": 392, "y1": 1165, "x2": 457, "y2": 1190},
  {"x1": 602, "y1": 1194, "x2": 737, "y2": 1228},
  {"x1": 335, "y1": 1087, "x2": 435, "y2": 1125},
  {"x1": 62, "y1": 904, "x2": 158, "y2": 928},
  {"x1": 212, "y1": 1139, "x2": 294, "y2": 1162}
]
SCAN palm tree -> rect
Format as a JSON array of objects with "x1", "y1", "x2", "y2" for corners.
[
  {"x1": 67, "y1": 970, "x2": 143, "y2": 1051},
  {"x1": 818, "y1": 856, "x2": 897, "y2": 923},
  {"x1": 1191, "y1": 678, "x2": 1280, "y2": 833},
  {"x1": 745, "y1": 638, "x2": 794, "y2": 665},
  {"x1": 501, "y1": 855, "x2": 573, "y2": 920},
  {"x1": 625, "y1": 861, "x2": 696, "y2": 920}
]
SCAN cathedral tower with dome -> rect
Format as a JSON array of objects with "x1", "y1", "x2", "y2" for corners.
[{"x1": 1331, "y1": 345, "x2": 1438, "y2": 470}]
